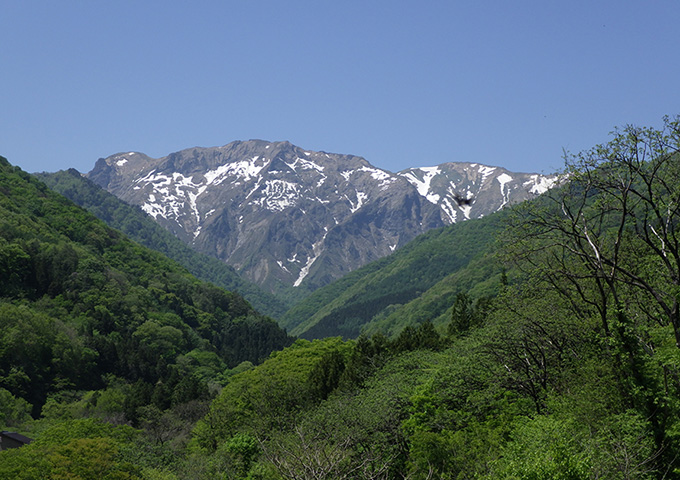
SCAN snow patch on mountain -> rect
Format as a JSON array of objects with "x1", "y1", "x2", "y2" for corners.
[
  {"x1": 205, "y1": 156, "x2": 265, "y2": 185},
  {"x1": 348, "y1": 191, "x2": 368, "y2": 213},
  {"x1": 497, "y1": 173, "x2": 513, "y2": 188},
  {"x1": 294, "y1": 232, "x2": 328, "y2": 287},
  {"x1": 525, "y1": 174, "x2": 558, "y2": 195},
  {"x1": 111, "y1": 152, "x2": 136, "y2": 167},
  {"x1": 141, "y1": 193, "x2": 165, "y2": 219},
  {"x1": 359, "y1": 166, "x2": 395, "y2": 188},
  {"x1": 440, "y1": 197, "x2": 458, "y2": 223},
  {"x1": 478, "y1": 165, "x2": 496, "y2": 183},
  {"x1": 497, "y1": 173, "x2": 513, "y2": 208},
  {"x1": 187, "y1": 188, "x2": 206, "y2": 234},
  {"x1": 400, "y1": 167, "x2": 441, "y2": 204},
  {"x1": 277, "y1": 260, "x2": 290, "y2": 274},
  {"x1": 251, "y1": 179, "x2": 301, "y2": 212},
  {"x1": 136, "y1": 170, "x2": 166, "y2": 187},
  {"x1": 290, "y1": 157, "x2": 325, "y2": 173}
]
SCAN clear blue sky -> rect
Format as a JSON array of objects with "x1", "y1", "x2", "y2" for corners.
[{"x1": 2, "y1": 1, "x2": 679, "y2": 175}]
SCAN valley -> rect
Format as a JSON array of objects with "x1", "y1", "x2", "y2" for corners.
[{"x1": 3, "y1": 118, "x2": 680, "y2": 478}]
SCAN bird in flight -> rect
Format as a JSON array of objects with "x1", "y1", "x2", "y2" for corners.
[{"x1": 453, "y1": 192, "x2": 473, "y2": 206}]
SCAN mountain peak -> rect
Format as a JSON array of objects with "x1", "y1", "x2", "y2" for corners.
[{"x1": 87, "y1": 141, "x2": 556, "y2": 297}]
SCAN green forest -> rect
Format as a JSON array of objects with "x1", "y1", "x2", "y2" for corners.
[
  {"x1": 3, "y1": 116, "x2": 680, "y2": 479},
  {"x1": 35, "y1": 169, "x2": 289, "y2": 319}
]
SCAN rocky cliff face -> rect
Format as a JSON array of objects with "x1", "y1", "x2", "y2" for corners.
[{"x1": 87, "y1": 140, "x2": 557, "y2": 296}]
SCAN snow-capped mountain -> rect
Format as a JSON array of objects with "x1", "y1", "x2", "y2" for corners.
[
  {"x1": 87, "y1": 140, "x2": 557, "y2": 296},
  {"x1": 398, "y1": 162, "x2": 557, "y2": 222}
]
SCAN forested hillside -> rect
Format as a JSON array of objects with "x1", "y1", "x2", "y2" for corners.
[
  {"x1": 36, "y1": 169, "x2": 289, "y2": 318},
  {"x1": 3, "y1": 117, "x2": 680, "y2": 479},
  {"x1": 37, "y1": 168, "x2": 507, "y2": 340},
  {"x1": 281, "y1": 211, "x2": 506, "y2": 339},
  {"x1": 188, "y1": 117, "x2": 680, "y2": 478},
  {"x1": 0, "y1": 156, "x2": 293, "y2": 420}
]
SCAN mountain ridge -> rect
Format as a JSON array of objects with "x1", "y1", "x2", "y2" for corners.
[{"x1": 87, "y1": 140, "x2": 557, "y2": 297}]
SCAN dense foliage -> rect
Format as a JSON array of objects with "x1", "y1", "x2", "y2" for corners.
[
  {"x1": 0, "y1": 156, "x2": 293, "y2": 421},
  {"x1": 182, "y1": 117, "x2": 680, "y2": 478},
  {"x1": 4, "y1": 117, "x2": 680, "y2": 479},
  {"x1": 36, "y1": 169, "x2": 289, "y2": 318}
]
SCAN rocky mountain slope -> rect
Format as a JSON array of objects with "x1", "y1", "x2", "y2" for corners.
[{"x1": 87, "y1": 140, "x2": 557, "y2": 297}]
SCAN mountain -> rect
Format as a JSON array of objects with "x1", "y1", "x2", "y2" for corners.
[
  {"x1": 87, "y1": 140, "x2": 557, "y2": 297},
  {"x1": 5, "y1": 120, "x2": 678, "y2": 479},
  {"x1": 0, "y1": 156, "x2": 293, "y2": 415},
  {"x1": 36, "y1": 169, "x2": 289, "y2": 318}
]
